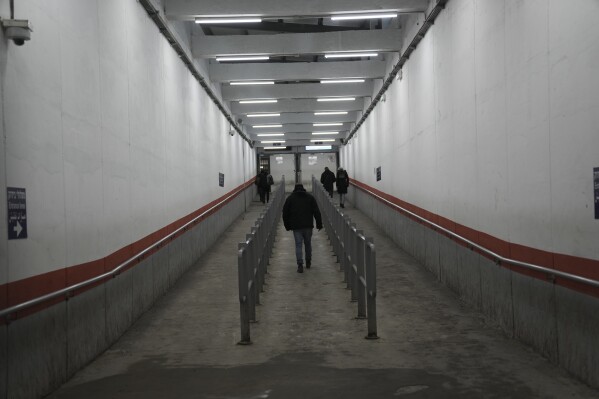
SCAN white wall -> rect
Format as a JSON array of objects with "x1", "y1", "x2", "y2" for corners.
[
  {"x1": 0, "y1": 0, "x2": 254, "y2": 284},
  {"x1": 341, "y1": 0, "x2": 599, "y2": 261}
]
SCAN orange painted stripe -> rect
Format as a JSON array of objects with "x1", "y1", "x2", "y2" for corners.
[
  {"x1": 0, "y1": 179, "x2": 255, "y2": 323},
  {"x1": 351, "y1": 179, "x2": 599, "y2": 298}
]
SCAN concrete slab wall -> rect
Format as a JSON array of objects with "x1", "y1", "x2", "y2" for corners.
[
  {"x1": 350, "y1": 186, "x2": 599, "y2": 389},
  {"x1": 2, "y1": 186, "x2": 252, "y2": 399}
]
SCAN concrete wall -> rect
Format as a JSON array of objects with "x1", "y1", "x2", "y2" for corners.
[
  {"x1": 341, "y1": 0, "x2": 599, "y2": 389},
  {"x1": 0, "y1": 0, "x2": 257, "y2": 398},
  {"x1": 4, "y1": 189, "x2": 252, "y2": 399}
]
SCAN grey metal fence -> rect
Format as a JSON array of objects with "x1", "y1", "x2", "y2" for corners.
[
  {"x1": 237, "y1": 177, "x2": 286, "y2": 345},
  {"x1": 312, "y1": 176, "x2": 378, "y2": 339}
]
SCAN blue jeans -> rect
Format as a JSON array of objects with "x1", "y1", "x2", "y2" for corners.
[{"x1": 292, "y1": 228, "x2": 313, "y2": 265}]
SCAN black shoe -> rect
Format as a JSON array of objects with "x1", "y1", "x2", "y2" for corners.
[
  {"x1": 297, "y1": 264, "x2": 304, "y2": 273},
  {"x1": 306, "y1": 260, "x2": 311, "y2": 269}
]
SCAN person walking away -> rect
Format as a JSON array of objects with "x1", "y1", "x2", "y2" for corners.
[
  {"x1": 265, "y1": 171, "x2": 274, "y2": 203},
  {"x1": 283, "y1": 184, "x2": 323, "y2": 273},
  {"x1": 255, "y1": 169, "x2": 269, "y2": 204},
  {"x1": 336, "y1": 167, "x2": 349, "y2": 208},
  {"x1": 320, "y1": 166, "x2": 336, "y2": 198}
]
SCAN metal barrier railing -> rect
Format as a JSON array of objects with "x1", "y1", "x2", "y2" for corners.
[
  {"x1": 0, "y1": 182, "x2": 254, "y2": 322},
  {"x1": 312, "y1": 176, "x2": 378, "y2": 339},
  {"x1": 237, "y1": 177, "x2": 286, "y2": 345}
]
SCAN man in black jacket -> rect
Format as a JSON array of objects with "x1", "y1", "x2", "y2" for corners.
[
  {"x1": 320, "y1": 167, "x2": 336, "y2": 198},
  {"x1": 283, "y1": 184, "x2": 323, "y2": 273}
]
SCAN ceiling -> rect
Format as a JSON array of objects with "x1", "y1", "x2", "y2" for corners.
[{"x1": 164, "y1": 0, "x2": 432, "y2": 152}]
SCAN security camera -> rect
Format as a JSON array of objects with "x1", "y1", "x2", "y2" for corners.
[
  {"x1": 229, "y1": 128, "x2": 235, "y2": 136},
  {"x1": 2, "y1": 19, "x2": 32, "y2": 46}
]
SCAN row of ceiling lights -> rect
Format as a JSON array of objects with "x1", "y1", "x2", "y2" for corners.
[
  {"x1": 201, "y1": 13, "x2": 396, "y2": 147},
  {"x1": 195, "y1": 12, "x2": 398, "y2": 24}
]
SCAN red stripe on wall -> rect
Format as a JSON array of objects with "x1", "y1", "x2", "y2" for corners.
[
  {"x1": 0, "y1": 179, "x2": 255, "y2": 323},
  {"x1": 351, "y1": 180, "x2": 599, "y2": 298}
]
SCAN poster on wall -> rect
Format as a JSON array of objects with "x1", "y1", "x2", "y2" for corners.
[
  {"x1": 594, "y1": 167, "x2": 599, "y2": 219},
  {"x1": 7, "y1": 187, "x2": 27, "y2": 240},
  {"x1": 376, "y1": 166, "x2": 382, "y2": 182},
  {"x1": 219, "y1": 173, "x2": 225, "y2": 187}
]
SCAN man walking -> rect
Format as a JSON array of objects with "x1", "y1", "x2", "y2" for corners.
[
  {"x1": 336, "y1": 167, "x2": 349, "y2": 208},
  {"x1": 255, "y1": 169, "x2": 269, "y2": 204},
  {"x1": 283, "y1": 184, "x2": 323, "y2": 273},
  {"x1": 320, "y1": 166, "x2": 336, "y2": 198}
]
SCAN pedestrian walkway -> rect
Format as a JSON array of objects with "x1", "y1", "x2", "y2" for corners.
[{"x1": 48, "y1": 200, "x2": 598, "y2": 398}]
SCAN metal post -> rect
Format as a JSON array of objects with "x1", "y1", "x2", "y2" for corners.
[
  {"x1": 356, "y1": 233, "x2": 366, "y2": 319},
  {"x1": 237, "y1": 243, "x2": 251, "y2": 345},
  {"x1": 246, "y1": 233, "x2": 258, "y2": 320},
  {"x1": 365, "y1": 238, "x2": 379, "y2": 339}
]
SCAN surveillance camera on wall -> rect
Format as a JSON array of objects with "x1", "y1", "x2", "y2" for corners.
[
  {"x1": 229, "y1": 128, "x2": 235, "y2": 136},
  {"x1": 1, "y1": 19, "x2": 32, "y2": 46}
]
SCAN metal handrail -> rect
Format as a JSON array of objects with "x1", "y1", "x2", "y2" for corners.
[
  {"x1": 1, "y1": 182, "x2": 254, "y2": 321},
  {"x1": 351, "y1": 182, "x2": 599, "y2": 289},
  {"x1": 237, "y1": 178, "x2": 285, "y2": 345},
  {"x1": 313, "y1": 176, "x2": 378, "y2": 339}
]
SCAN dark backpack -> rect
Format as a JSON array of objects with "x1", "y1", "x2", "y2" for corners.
[
  {"x1": 267, "y1": 174, "x2": 274, "y2": 185},
  {"x1": 258, "y1": 173, "x2": 268, "y2": 187}
]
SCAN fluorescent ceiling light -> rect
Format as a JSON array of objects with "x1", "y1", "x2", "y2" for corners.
[
  {"x1": 253, "y1": 124, "x2": 283, "y2": 128},
  {"x1": 196, "y1": 17, "x2": 262, "y2": 24},
  {"x1": 321, "y1": 79, "x2": 366, "y2": 84},
  {"x1": 306, "y1": 145, "x2": 333, "y2": 151},
  {"x1": 264, "y1": 146, "x2": 286, "y2": 150},
  {"x1": 314, "y1": 123, "x2": 342, "y2": 127},
  {"x1": 231, "y1": 81, "x2": 275, "y2": 85},
  {"x1": 239, "y1": 99, "x2": 277, "y2": 104},
  {"x1": 248, "y1": 113, "x2": 280, "y2": 118},
  {"x1": 331, "y1": 13, "x2": 397, "y2": 21},
  {"x1": 312, "y1": 132, "x2": 339, "y2": 135},
  {"x1": 261, "y1": 140, "x2": 285, "y2": 144},
  {"x1": 217, "y1": 56, "x2": 269, "y2": 62},
  {"x1": 317, "y1": 97, "x2": 355, "y2": 102},
  {"x1": 257, "y1": 133, "x2": 284, "y2": 137},
  {"x1": 314, "y1": 111, "x2": 348, "y2": 115},
  {"x1": 324, "y1": 53, "x2": 378, "y2": 59},
  {"x1": 310, "y1": 139, "x2": 336, "y2": 142}
]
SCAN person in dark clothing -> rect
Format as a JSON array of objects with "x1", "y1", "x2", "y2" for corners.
[
  {"x1": 320, "y1": 167, "x2": 336, "y2": 198},
  {"x1": 336, "y1": 167, "x2": 349, "y2": 208},
  {"x1": 282, "y1": 184, "x2": 323, "y2": 273},
  {"x1": 255, "y1": 169, "x2": 270, "y2": 204}
]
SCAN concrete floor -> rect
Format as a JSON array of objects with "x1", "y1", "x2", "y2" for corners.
[{"x1": 48, "y1": 200, "x2": 599, "y2": 398}]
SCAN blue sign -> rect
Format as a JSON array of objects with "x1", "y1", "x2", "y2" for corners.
[
  {"x1": 7, "y1": 187, "x2": 27, "y2": 239},
  {"x1": 594, "y1": 167, "x2": 599, "y2": 219}
]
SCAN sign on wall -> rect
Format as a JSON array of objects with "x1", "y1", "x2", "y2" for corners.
[
  {"x1": 7, "y1": 187, "x2": 27, "y2": 240},
  {"x1": 376, "y1": 166, "x2": 382, "y2": 182},
  {"x1": 219, "y1": 173, "x2": 225, "y2": 187},
  {"x1": 594, "y1": 167, "x2": 599, "y2": 220}
]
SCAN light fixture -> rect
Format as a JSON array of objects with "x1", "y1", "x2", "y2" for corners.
[
  {"x1": 324, "y1": 53, "x2": 378, "y2": 59},
  {"x1": 306, "y1": 145, "x2": 333, "y2": 150},
  {"x1": 253, "y1": 124, "x2": 283, "y2": 128},
  {"x1": 264, "y1": 146, "x2": 285, "y2": 150},
  {"x1": 196, "y1": 17, "x2": 262, "y2": 24},
  {"x1": 239, "y1": 99, "x2": 277, "y2": 104},
  {"x1": 317, "y1": 97, "x2": 355, "y2": 102},
  {"x1": 320, "y1": 79, "x2": 366, "y2": 84},
  {"x1": 261, "y1": 140, "x2": 285, "y2": 144},
  {"x1": 312, "y1": 132, "x2": 339, "y2": 135},
  {"x1": 217, "y1": 56, "x2": 269, "y2": 62},
  {"x1": 314, "y1": 123, "x2": 342, "y2": 127},
  {"x1": 310, "y1": 139, "x2": 336, "y2": 142},
  {"x1": 248, "y1": 113, "x2": 280, "y2": 118},
  {"x1": 231, "y1": 81, "x2": 274, "y2": 85},
  {"x1": 314, "y1": 111, "x2": 348, "y2": 115},
  {"x1": 257, "y1": 133, "x2": 285, "y2": 137},
  {"x1": 331, "y1": 13, "x2": 397, "y2": 21}
]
